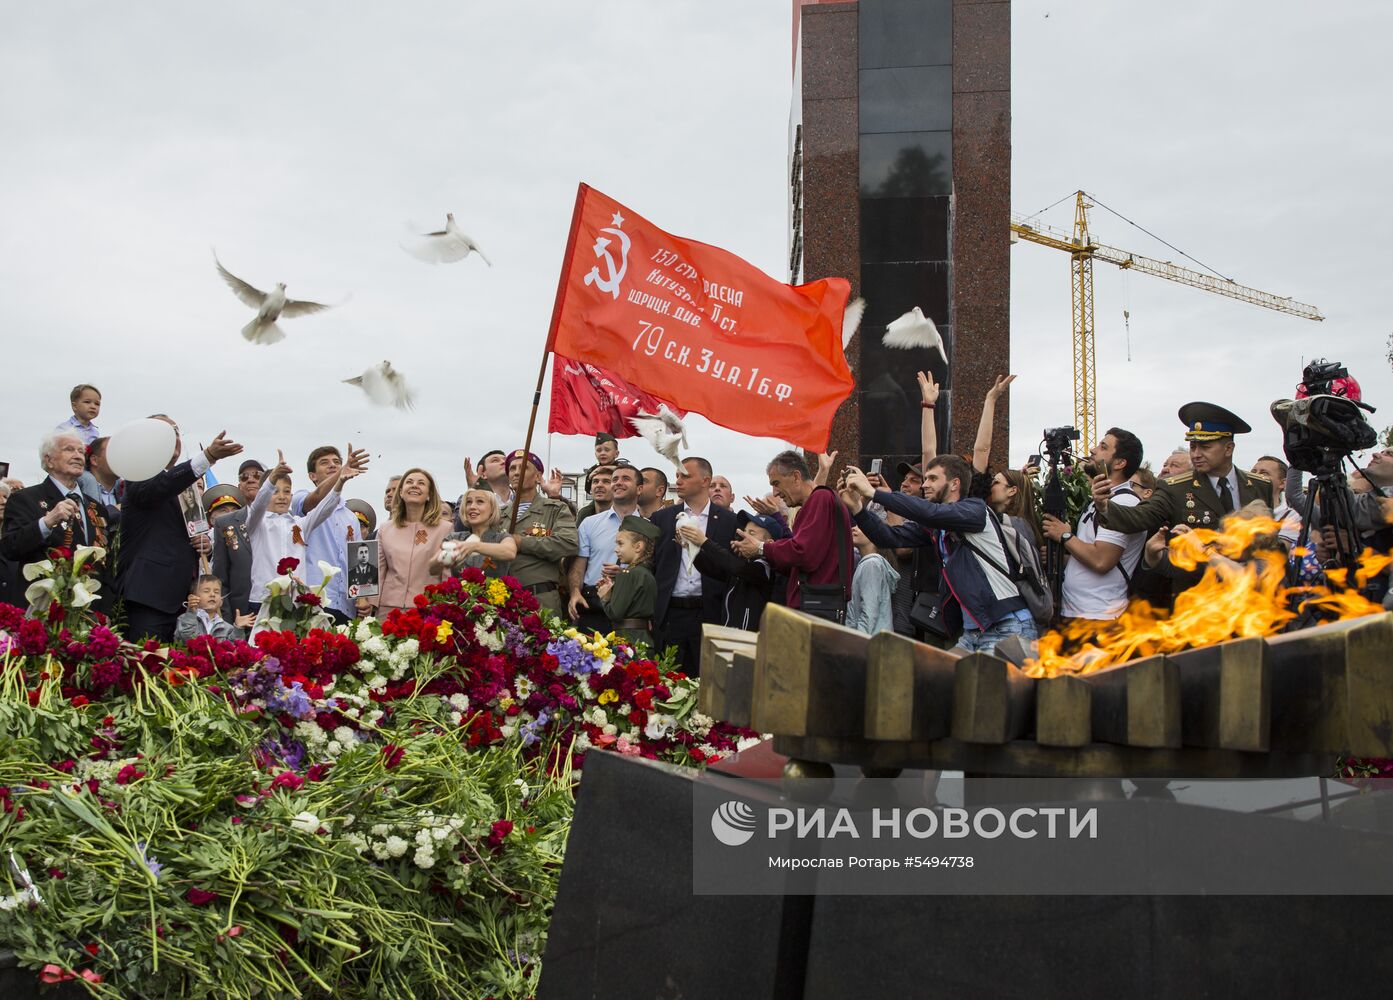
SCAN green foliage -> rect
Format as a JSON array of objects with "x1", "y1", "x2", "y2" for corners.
[{"x1": 0, "y1": 672, "x2": 567, "y2": 999}]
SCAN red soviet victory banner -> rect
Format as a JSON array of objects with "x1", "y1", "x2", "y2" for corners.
[
  {"x1": 546, "y1": 184, "x2": 854, "y2": 451},
  {"x1": 548, "y1": 354, "x2": 684, "y2": 438}
]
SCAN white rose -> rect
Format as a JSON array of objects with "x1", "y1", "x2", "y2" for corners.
[{"x1": 290, "y1": 811, "x2": 320, "y2": 834}]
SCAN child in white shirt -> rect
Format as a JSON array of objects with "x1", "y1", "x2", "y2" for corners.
[{"x1": 245, "y1": 450, "x2": 358, "y2": 608}]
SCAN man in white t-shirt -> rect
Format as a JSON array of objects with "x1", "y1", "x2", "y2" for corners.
[{"x1": 1042, "y1": 427, "x2": 1147, "y2": 623}]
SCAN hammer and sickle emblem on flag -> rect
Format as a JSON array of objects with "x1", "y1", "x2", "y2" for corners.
[{"x1": 583, "y1": 213, "x2": 631, "y2": 299}]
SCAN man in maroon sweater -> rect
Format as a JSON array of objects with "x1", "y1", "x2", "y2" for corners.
[{"x1": 733, "y1": 450, "x2": 853, "y2": 610}]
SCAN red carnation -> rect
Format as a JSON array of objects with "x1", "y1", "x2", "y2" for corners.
[
  {"x1": 276, "y1": 557, "x2": 300, "y2": 575},
  {"x1": 306, "y1": 763, "x2": 332, "y2": 782},
  {"x1": 185, "y1": 888, "x2": 218, "y2": 906},
  {"x1": 295, "y1": 593, "x2": 322, "y2": 607},
  {"x1": 381, "y1": 744, "x2": 405, "y2": 769},
  {"x1": 485, "y1": 819, "x2": 514, "y2": 849},
  {"x1": 270, "y1": 771, "x2": 304, "y2": 792},
  {"x1": 115, "y1": 764, "x2": 145, "y2": 785}
]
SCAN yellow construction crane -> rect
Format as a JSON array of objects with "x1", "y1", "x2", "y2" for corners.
[{"x1": 1010, "y1": 191, "x2": 1323, "y2": 446}]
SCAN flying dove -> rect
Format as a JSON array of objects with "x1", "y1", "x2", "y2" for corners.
[
  {"x1": 883, "y1": 307, "x2": 948, "y2": 364},
  {"x1": 344, "y1": 361, "x2": 416, "y2": 410},
  {"x1": 629, "y1": 405, "x2": 688, "y2": 470},
  {"x1": 402, "y1": 213, "x2": 492, "y2": 266},
  {"x1": 214, "y1": 254, "x2": 334, "y2": 346},
  {"x1": 841, "y1": 296, "x2": 866, "y2": 351}
]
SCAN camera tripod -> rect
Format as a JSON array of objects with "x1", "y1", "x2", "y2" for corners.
[
  {"x1": 1285, "y1": 450, "x2": 1373, "y2": 624},
  {"x1": 1040, "y1": 450, "x2": 1069, "y2": 610}
]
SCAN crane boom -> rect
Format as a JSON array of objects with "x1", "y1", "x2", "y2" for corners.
[
  {"x1": 1011, "y1": 215, "x2": 1324, "y2": 321},
  {"x1": 1009, "y1": 191, "x2": 1323, "y2": 444}
]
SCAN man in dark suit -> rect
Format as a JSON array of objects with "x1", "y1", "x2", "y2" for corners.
[
  {"x1": 649, "y1": 456, "x2": 736, "y2": 676},
  {"x1": 1, "y1": 431, "x2": 117, "y2": 609},
  {"x1": 116, "y1": 417, "x2": 243, "y2": 642}
]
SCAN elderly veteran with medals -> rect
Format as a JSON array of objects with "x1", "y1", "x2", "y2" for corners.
[
  {"x1": 1092, "y1": 402, "x2": 1273, "y2": 599},
  {"x1": 500, "y1": 449, "x2": 578, "y2": 614}
]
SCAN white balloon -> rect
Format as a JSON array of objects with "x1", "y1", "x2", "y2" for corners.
[{"x1": 106, "y1": 419, "x2": 177, "y2": 482}]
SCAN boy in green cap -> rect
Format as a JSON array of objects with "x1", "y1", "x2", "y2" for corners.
[{"x1": 596, "y1": 513, "x2": 659, "y2": 651}]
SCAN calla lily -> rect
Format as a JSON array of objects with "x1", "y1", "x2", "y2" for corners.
[
  {"x1": 317, "y1": 561, "x2": 342, "y2": 582},
  {"x1": 71, "y1": 546, "x2": 106, "y2": 573},
  {"x1": 24, "y1": 579, "x2": 56, "y2": 606},
  {"x1": 267, "y1": 575, "x2": 294, "y2": 595},
  {"x1": 22, "y1": 560, "x2": 54, "y2": 582},
  {"x1": 69, "y1": 580, "x2": 100, "y2": 608}
]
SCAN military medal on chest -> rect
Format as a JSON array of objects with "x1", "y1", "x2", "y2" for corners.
[{"x1": 224, "y1": 525, "x2": 239, "y2": 551}]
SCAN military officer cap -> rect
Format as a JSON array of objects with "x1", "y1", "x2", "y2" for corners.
[
  {"x1": 619, "y1": 514, "x2": 660, "y2": 542},
  {"x1": 1178, "y1": 401, "x2": 1251, "y2": 442},
  {"x1": 595, "y1": 432, "x2": 618, "y2": 446},
  {"x1": 204, "y1": 484, "x2": 244, "y2": 514},
  {"x1": 345, "y1": 498, "x2": 377, "y2": 534}
]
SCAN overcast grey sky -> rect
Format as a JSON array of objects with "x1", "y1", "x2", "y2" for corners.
[{"x1": 2, "y1": 1, "x2": 1389, "y2": 507}]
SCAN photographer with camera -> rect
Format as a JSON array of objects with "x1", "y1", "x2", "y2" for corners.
[
  {"x1": 1042, "y1": 428, "x2": 1147, "y2": 624},
  {"x1": 1093, "y1": 402, "x2": 1273, "y2": 600},
  {"x1": 839, "y1": 456, "x2": 1035, "y2": 655}
]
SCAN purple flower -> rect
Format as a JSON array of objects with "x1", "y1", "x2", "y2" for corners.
[{"x1": 134, "y1": 841, "x2": 162, "y2": 880}]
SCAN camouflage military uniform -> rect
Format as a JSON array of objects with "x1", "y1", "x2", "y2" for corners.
[{"x1": 501, "y1": 493, "x2": 578, "y2": 614}]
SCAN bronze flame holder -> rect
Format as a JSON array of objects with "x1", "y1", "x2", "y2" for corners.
[{"x1": 700, "y1": 606, "x2": 1393, "y2": 780}]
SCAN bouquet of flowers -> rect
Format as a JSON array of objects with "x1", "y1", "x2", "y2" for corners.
[
  {"x1": 20, "y1": 545, "x2": 106, "y2": 639},
  {"x1": 253, "y1": 557, "x2": 337, "y2": 636}
]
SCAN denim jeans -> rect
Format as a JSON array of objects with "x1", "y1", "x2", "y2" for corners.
[{"x1": 954, "y1": 608, "x2": 1037, "y2": 655}]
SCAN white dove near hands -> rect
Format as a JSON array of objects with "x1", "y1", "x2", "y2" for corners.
[
  {"x1": 214, "y1": 254, "x2": 334, "y2": 346},
  {"x1": 344, "y1": 361, "x2": 416, "y2": 410},
  {"x1": 403, "y1": 213, "x2": 492, "y2": 266},
  {"x1": 629, "y1": 405, "x2": 688, "y2": 470},
  {"x1": 841, "y1": 296, "x2": 866, "y2": 351},
  {"x1": 674, "y1": 511, "x2": 700, "y2": 573},
  {"x1": 883, "y1": 307, "x2": 948, "y2": 364}
]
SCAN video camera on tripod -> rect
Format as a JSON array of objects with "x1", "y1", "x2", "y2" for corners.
[
  {"x1": 1271, "y1": 359, "x2": 1380, "y2": 602},
  {"x1": 1037, "y1": 426, "x2": 1081, "y2": 607}
]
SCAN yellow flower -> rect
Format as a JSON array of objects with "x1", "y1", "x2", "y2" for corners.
[
  {"x1": 486, "y1": 579, "x2": 509, "y2": 606},
  {"x1": 436, "y1": 621, "x2": 454, "y2": 643},
  {"x1": 597, "y1": 689, "x2": 618, "y2": 705}
]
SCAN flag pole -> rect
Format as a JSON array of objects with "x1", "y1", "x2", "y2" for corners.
[{"x1": 510, "y1": 182, "x2": 589, "y2": 535}]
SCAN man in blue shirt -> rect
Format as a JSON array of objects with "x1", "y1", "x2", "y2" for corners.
[
  {"x1": 568, "y1": 461, "x2": 642, "y2": 634},
  {"x1": 293, "y1": 443, "x2": 370, "y2": 623}
]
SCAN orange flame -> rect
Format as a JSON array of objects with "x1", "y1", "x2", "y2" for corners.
[{"x1": 1024, "y1": 515, "x2": 1386, "y2": 678}]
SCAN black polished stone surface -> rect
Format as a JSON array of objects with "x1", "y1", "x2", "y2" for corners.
[
  {"x1": 859, "y1": 0, "x2": 952, "y2": 69},
  {"x1": 537, "y1": 752, "x2": 793, "y2": 999}
]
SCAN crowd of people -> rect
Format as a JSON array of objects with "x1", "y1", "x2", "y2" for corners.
[{"x1": 1, "y1": 371, "x2": 1389, "y2": 671}]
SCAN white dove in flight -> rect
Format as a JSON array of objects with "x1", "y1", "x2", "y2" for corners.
[
  {"x1": 402, "y1": 213, "x2": 492, "y2": 266},
  {"x1": 629, "y1": 405, "x2": 688, "y2": 470},
  {"x1": 343, "y1": 361, "x2": 416, "y2": 410},
  {"x1": 214, "y1": 254, "x2": 334, "y2": 346},
  {"x1": 883, "y1": 307, "x2": 948, "y2": 364},
  {"x1": 841, "y1": 296, "x2": 866, "y2": 351}
]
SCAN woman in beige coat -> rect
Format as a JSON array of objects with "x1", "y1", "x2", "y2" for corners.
[{"x1": 367, "y1": 467, "x2": 454, "y2": 616}]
